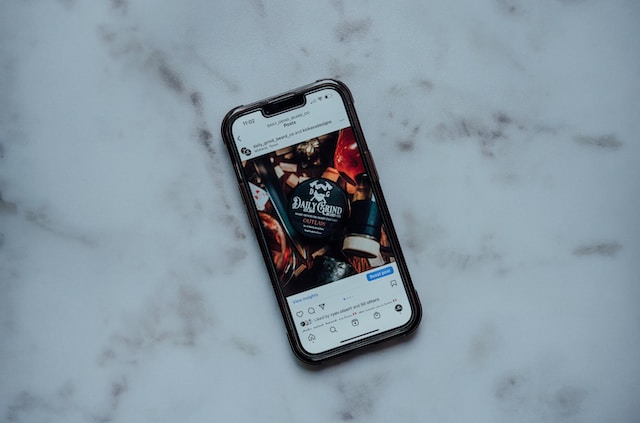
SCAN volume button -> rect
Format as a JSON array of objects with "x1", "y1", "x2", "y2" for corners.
[{"x1": 238, "y1": 183, "x2": 260, "y2": 230}]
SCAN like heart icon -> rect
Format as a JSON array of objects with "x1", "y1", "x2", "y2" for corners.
[{"x1": 296, "y1": 311, "x2": 303, "y2": 317}]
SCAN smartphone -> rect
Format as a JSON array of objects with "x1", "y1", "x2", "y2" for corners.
[{"x1": 221, "y1": 79, "x2": 421, "y2": 364}]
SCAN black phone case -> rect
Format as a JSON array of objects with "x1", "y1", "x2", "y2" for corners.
[{"x1": 221, "y1": 79, "x2": 421, "y2": 364}]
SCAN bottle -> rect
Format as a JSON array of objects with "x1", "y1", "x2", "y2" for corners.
[
  {"x1": 333, "y1": 127, "x2": 365, "y2": 185},
  {"x1": 342, "y1": 173, "x2": 382, "y2": 258}
]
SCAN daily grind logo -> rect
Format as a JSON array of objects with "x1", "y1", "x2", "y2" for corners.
[
  {"x1": 291, "y1": 179, "x2": 343, "y2": 218},
  {"x1": 289, "y1": 178, "x2": 347, "y2": 239}
]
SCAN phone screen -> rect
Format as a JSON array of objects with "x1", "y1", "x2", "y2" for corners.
[{"x1": 229, "y1": 86, "x2": 415, "y2": 355}]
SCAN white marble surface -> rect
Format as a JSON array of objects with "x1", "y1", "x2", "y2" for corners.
[{"x1": 1, "y1": 0, "x2": 639, "y2": 421}]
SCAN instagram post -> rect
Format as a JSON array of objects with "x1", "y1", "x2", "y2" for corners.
[{"x1": 241, "y1": 127, "x2": 397, "y2": 296}]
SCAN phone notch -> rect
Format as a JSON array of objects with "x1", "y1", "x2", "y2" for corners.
[{"x1": 261, "y1": 93, "x2": 306, "y2": 117}]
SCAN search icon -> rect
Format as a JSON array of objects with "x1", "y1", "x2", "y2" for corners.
[{"x1": 329, "y1": 326, "x2": 337, "y2": 333}]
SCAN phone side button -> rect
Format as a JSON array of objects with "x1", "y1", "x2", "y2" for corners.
[
  {"x1": 364, "y1": 150, "x2": 380, "y2": 181},
  {"x1": 238, "y1": 183, "x2": 260, "y2": 230}
]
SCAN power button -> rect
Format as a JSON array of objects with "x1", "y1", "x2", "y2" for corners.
[{"x1": 364, "y1": 150, "x2": 380, "y2": 181}]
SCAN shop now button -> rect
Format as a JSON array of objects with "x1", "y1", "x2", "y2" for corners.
[{"x1": 367, "y1": 266, "x2": 394, "y2": 281}]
